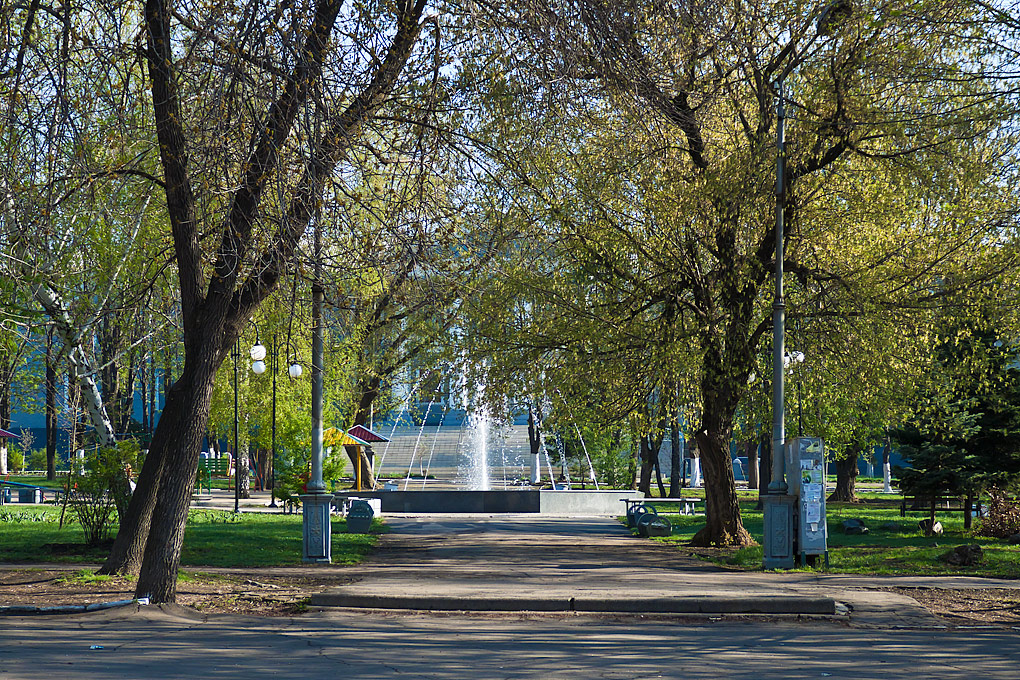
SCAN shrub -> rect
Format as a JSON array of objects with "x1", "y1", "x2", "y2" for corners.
[
  {"x1": 273, "y1": 446, "x2": 346, "y2": 502},
  {"x1": 26, "y1": 448, "x2": 48, "y2": 471},
  {"x1": 6, "y1": 447, "x2": 24, "y2": 473},
  {"x1": 976, "y1": 489, "x2": 1020, "y2": 539},
  {"x1": 67, "y1": 440, "x2": 142, "y2": 546}
]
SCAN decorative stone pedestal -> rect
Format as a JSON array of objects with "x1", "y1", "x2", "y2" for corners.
[
  {"x1": 301, "y1": 493, "x2": 332, "y2": 563},
  {"x1": 762, "y1": 493, "x2": 796, "y2": 570}
]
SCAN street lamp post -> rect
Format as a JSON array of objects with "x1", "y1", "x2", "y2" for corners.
[
  {"x1": 252, "y1": 334, "x2": 303, "y2": 510},
  {"x1": 761, "y1": 1, "x2": 847, "y2": 569},
  {"x1": 302, "y1": 205, "x2": 331, "y2": 563},
  {"x1": 762, "y1": 75, "x2": 798, "y2": 569},
  {"x1": 269, "y1": 337, "x2": 278, "y2": 507},
  {"x1": 232, "y1": 341, "x2": 240, "y2": 513},
  {"x1": 250, "y1": 337, "x2": 271, "y2": 502}
]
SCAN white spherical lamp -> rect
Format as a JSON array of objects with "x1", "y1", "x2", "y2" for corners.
[
  {"x1": 288, "y1": 362, "x2": 303, "y2": 379},
  {"x1": 250, "y1": 343, "x2": 267, "y2": 362},
  {"x1": 251, "y1": 360, "x2": 267, "y2": 375}
]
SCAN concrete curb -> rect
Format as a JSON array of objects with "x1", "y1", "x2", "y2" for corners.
[
  {"x1": 0, "y1": 597, "x2": 150, "y2": 617},
  {"x1": 309, "y1": 593, "x2": 838, "y2": 615}
]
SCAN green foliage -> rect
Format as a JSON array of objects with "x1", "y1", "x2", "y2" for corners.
[
  {"x1": 976, "y1": 490, "x2": 1020, "y2": 539},
  {"x1": 272, "y1": 446, "x2": 347, "y2": 501},
  {"x1": 0, "y1": 509, "x2": 57, "y2": 523},
  {"x1": 9, "y1": 428, "x2": 35, "y2": 472},
  {"x1": 892, "y1": 310, "x2": 1020, "y2": 500},
  {"x1": 25, "y1": 449, "x2": 47, "y2": 472},
  {"x1": 66, "y1": 440, "x2": 142, "y2": 546},
  {"x1": 892, "y1": 397, "x2": 979, "y2": 499},
  {"x1": 6, "y1": 447, "x2": 24, "y2": 473}
]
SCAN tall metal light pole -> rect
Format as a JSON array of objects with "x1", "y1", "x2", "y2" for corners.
[
  {"x1": 762, "y1": 75, "x2": 797, "y2": 569},
  {"x1": 232, "y1": 341, "x2": 240, "y2": 513},
  {"x1": 270, "y1": 334, "x2": 278, "y2": 507},
  {"x1": 302, "y1": 194, "x2": 331, "y2": 562},
  {"x1": 769, "y1": 75, "x2": 788, "y2": 497}
]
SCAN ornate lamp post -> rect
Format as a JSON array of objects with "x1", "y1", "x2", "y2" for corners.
[{"x1": 251, "y1": 335, "x2": 303, "y2": 509}]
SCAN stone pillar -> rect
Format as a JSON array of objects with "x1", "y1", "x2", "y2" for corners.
[{"x1": 301, "y1": 493, "x2": 332, "y2": 563}]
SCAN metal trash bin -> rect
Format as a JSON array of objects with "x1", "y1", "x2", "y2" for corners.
[
  {"x1": 346, "y1": 499, "x2": 374, "y2": 534},
  {"x1": 18, "y1": 488, "x2": 43, "y2": 503}
]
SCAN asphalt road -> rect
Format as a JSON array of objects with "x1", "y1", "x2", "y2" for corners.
[{"x1": 1, "y1": 605, "x2": 1018, "y2": 679}]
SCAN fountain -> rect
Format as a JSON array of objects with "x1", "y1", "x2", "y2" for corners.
[
  {"x1": 331, "y1": 363, "x2": 638, "y2": 514},
  {"x1": 463, "y1": 407, "x2": 491, "y2": 490}
]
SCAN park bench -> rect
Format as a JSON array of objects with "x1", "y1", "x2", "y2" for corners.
[
  {"x1": 899, "y1": 494, "x2": 984, "y2": 530},
  {"x1": 620, "y1": 502, "x2": 674, "y2": 537},
  {"x1": 196, "y1": 457, "x2": 232, "y2": 495},
  {"x1": 0, "y1": 481, "x2": 51, "y2": 505},
  {"x1": 621, "y1": 497, "x2": 703, "y2": 521}
]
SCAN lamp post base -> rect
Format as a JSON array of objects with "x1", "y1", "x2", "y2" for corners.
[
  {"x1": 301, "y1": 493, "x2": 333, "y2": 563},
  {"x1": 762, "y1": 493, "x2": 796, "y2": 570}
]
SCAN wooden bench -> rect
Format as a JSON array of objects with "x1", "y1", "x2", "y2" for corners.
[
  {"x1": 0, "y1": 481, "x2": 53, "y2": 504},
  {"x1": 900, "y1": 494, "x2": 983, "y2": 529},
  {"x1": 196, "y1": 457, "x2": 232, "y2": 494}
]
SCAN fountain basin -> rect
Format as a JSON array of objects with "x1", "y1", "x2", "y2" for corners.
[{"x1": 331, "y1": 490, "x2": 643, "y2": 516}]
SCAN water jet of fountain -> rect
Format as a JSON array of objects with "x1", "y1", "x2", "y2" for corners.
[
  {"x1": 574, "y1": 423, "x2": 600, "y2": 490},
  {"x1": 403, "y1": 398, "x2": 435, "y2": 490}
]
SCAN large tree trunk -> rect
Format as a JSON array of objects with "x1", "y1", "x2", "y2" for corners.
[
  {"x1": 132, "y1": 354, "x2": 222, "y2": 601},
  {"x1": 745, "y1": 439, "x2": 758, "y2": 491},
  {"x1": 112, "y1": 0, "x2": 426, "y2": 603},
  {"x1": 694, "y1": 434, "x2": 740, "y2": 545},
  {"x1": 638, "y1": 436, "x2": 655, "y2": 496},
  {"x1": 828, "y1": 452, "x2": 860, "y2": 503},
  {"x1": 99, "y1": 405, "x2": 167, "y2": 575},
  {"x1": 693, "y1": 422, "x2": 755, "y2": 546},
  {"x1": 668, "y1": 420, "x2": 681, "y2": 497}
]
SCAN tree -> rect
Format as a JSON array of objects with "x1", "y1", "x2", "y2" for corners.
[
  {"x1": 893, "y1": 298, "x2": 1020, "y2": 522},
  {"x1": 85, "y1": 0, "x2": 431, "y2": 602},
  {"x1": 466, "y1": 0, "x2": 1020, "y2": 545}
]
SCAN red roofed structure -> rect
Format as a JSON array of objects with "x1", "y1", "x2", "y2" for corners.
[
  {"x1": 347, "y1": 424, "x2": 389, "y2": 443},
  {"x1": 0, "y1": 428, "x2": 19, "y2": 438}
]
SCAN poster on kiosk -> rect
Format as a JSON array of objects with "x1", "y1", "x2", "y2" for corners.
[{"x1": 784, "y1": 437, "x2": 829, "y2": 565}]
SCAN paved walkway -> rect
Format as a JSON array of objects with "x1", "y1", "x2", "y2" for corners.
[
  {"x1": 3, "y1": 509, "x2": 1020, "y2": 679},
  {"x1": 309, "y1": 514, "x2": 1018, "y2": 628}
]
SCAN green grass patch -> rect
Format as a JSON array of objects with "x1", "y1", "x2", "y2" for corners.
[
  {"x1": 2, "y1": 474, "x2": 68, "y2": 490},
  {"x1": 56, "y1": 568, "x2": 117, "y2": 585},
  {"x1": 181, "y1": 510, "x2": 378, "y2": 567},
  {"x1": 0, "y1": 506, "x2": 378, "y2": 568},
  {"x1": 648, "y1": 499, "x2": 1020, "y2": 578}
]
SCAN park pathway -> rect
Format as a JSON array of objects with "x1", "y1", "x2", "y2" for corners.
[{"x1": 310, "y1": 515, "x2": 959, "y2": 627}]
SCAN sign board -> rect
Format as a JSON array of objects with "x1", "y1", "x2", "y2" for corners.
[{"x1": 785, "y1": 437, "x2": 828, "y2": 560}]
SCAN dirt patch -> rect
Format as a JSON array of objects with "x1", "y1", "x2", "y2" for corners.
[
  {"x1": 883, "y1": 587, "x2": 1020, "y2": 626},
  {"x1": 0, "y1": 567, "x2": 355, "y2": 617}
]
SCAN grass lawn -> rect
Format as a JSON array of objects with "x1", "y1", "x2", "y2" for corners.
[
  {"x1": 2, "y1": 474, "x2": 67, "y2": 490},
  {"x1": 648, "y1": 498, "x2": 1020, "y2": 578},
  {"x1": 0, "y1": 506, "x2": 378, "y2": 567}
]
